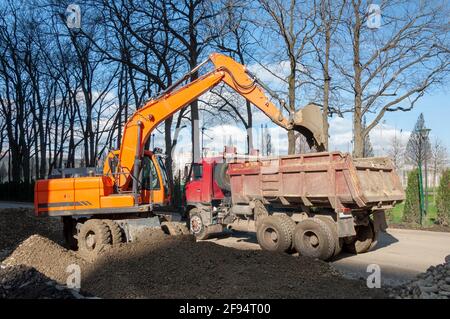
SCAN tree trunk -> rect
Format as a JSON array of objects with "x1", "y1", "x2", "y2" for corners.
[
  {"x1": 352, "y1": 0, "x2": 363, "y2": 158},
  {"x1": 322, "y1": 25, "x2": 331, "y2": 150},
  {"x1": 288, "y1": 61, "x2": 296, "y2": 154},
  {"x1": 246, "y1": 100, "x2": 253, "y2": 152}
]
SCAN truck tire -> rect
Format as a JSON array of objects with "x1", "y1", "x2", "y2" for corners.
[
  {"x1": 62, "y1": 217, "x2": 78, "y2": 250},
  {"x1": 254, "y1": 201, "x2": 269, "y2": 229},
  {"x1": 293, "y1": 217, "x2": 335, "y2": 261},
  {"x1": 316, "y1": 215, "x2": 342, "y2": 257},
  {"x1": 189, "y1": 209, "x2": 209, "y2": 240},
  {"x1": 275, "y1": 214, "x2": 296, "y2": 250},
  {"x1": 256, "y1": 215, "x2": 293, "y2": 253},
  {"x1": 103, "y1": 220, "x2": 123, "y2": 245},
  {"x1": 78, "y1": 219, "x2": 111, "y2": 261},
  {"x1": 343, "y1": 221, "x2": 374, "y2": 254}
]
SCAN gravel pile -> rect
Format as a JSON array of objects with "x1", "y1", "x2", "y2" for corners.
[
  {"x1": 0, "y1": 208, "x2": 63, "y2": 262},
  {"x1": 0, "y1": 265, "x2": 83, "y2": 299},
  {"x1": 1, "y1": 231, "x2": 386, "y2": 299},
  {"x1": 2, "y1": 235, "x2": 87, "y2": 284},
  {"x1": 387, "y1": 257, "x2": 450, "y2": 299}
]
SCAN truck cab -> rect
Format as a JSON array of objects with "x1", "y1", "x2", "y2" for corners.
[
  {"x1": 184, "y1": 157, "x2": 229, "y2": 205},
  {"x1": 184, "y1": 157, "x2": 233, "y2": 239}
]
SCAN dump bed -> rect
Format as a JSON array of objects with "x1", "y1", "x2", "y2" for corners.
[{"x1": 227, "y1": 152, "x2": 405, "y2": 211}]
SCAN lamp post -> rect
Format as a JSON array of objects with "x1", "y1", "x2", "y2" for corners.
[
  {"x1": 201, "y1": 126, "x2": 213, "y2": 158},
  {"x1": 417, "y1": 127, "x2": 431, "y2": 225}
]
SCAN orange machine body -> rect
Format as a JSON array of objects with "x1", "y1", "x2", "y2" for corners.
[{"x1": 35, "y1": 151, "x2": 168, "y2": 216}]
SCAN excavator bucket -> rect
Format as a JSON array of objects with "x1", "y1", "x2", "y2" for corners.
[{"x1": 292, "y1": 103, "x2": 326, "y2": 151}]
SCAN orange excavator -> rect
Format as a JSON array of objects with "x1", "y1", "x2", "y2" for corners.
[{"x1": 34, "y1": 53, "x2": 325, "y2": 257}]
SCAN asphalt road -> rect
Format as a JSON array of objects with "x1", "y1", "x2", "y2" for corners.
[{"x1": 206, "y1": 224, "x2": 450, "y2": 287}]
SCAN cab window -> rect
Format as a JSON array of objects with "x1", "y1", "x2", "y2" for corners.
[
  {"x1": 191, "y1": 163, "x2": 203, "y2": 180},
  {"x1": 157, "y1": 157, "x2": 169, "y2": 188},
  {"x1": 141, "y1": 157, "x2": 160, "y2": 190}
]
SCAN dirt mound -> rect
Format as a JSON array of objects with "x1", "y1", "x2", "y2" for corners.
[
  {"x1": 1, "y1": 232, "x2": 386, "y2": 298},
  {"x1": 2, "y1": 235, "x2": 86, "y2": 284},
  {"x1": 0, "y1": 265, "x2": 78, "y2": 299},
  {"x1": 85, "y1": 234, "x2": 385, "y2": 299},
  {"x1": 0, "y1": 208, "x2": 63, "y2": 261}
]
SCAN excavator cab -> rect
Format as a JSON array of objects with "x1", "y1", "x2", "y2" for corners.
[
  {"x1": 139, "y1": 151, "x2": 170, "y2": 206},
  {"x1": 103, "y1": 149, "x2": 170, "y2": 206}
]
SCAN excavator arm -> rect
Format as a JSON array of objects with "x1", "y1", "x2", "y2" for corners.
[{"x1": 113, "y1": 53, "x2": 325, "y2": 190}]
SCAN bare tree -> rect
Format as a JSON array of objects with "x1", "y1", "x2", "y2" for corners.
[
  {"x1": 155, "y1": 0, "x2": 226, "y2": 162},
  {"x1": 387, "y1": 132, "x2": 405, "y2": 170},
  {"x1": 312, "y1": 0, "x2": 346, "y2": 150},
  {"x1": 339, "y1": 0, "x2": 450, "y2": 157},
  {"x1": 405, "y1": 113, "x2": 431, "y2": 167},
  {"x1": 430, "y1": 137, "x2": 448, "y2": 191},
  {"x1": 212, "y1": 0, "x2": 256, "y2": 152},
  {"x1": 257, "y1": 0, "x2": 318, "y2": 154}
]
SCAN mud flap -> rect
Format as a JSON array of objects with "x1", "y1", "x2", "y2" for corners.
[
  {"x1": 373, "y1": 210, "x2": 388, "y2": 233},
  {"x1": 293, "y1": 103, "x2": 326, "y2": 151},
  {"x1": 337, "y1": 215, "x2": 356, "y2": 237}
]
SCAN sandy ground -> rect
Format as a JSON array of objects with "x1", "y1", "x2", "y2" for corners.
[{"x1": 207, "y1": 222, "x2": 450, "y2": 286}]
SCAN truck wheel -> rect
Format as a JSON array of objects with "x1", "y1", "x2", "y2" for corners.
[
  {"x1": 343, "y1": 221, "x2": 374, "y2": 254},
  {"x1": 316, "y1": 215, "x2": 342, "y2": 257},
  {"x1": 189, "y1": 209, "x2": 209, "y2": 240},
  {"x1": 254, "y1": 201, "x2": 269, "y2": 229},
  {"x1": 103, "y1": 220, "x2": 123, "y2": 245},
  {"x1": 293, "y1": 218, "x2": 335, "y2": 261},
  {"x1": 62, "y1": 217, "x2": 78, "y2": 250},
  {"x1": 256, "y1": 215, "x2": 292, "y2": 253},
  {"x1": 274, "y1": 215, "x2": 296, "y2": 250},
  {"x1": 78, "y1": 219, "x2": 111, "y2": 261}
]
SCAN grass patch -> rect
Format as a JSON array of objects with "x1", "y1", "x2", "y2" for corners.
[{"x1": 387, "y1": 194, "x2": 437, "y2": 226}]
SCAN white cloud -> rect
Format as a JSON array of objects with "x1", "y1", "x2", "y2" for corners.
[
  {"x1": 327, "y1": 116, "x2": 411, "y2": 155},
  {"x1": 248, "y1": 60, "x2": 290, "y2": 89}
]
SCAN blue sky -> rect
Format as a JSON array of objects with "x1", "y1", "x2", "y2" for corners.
[{"x1": 382, "y1": 90, "x2": 449, "y2": 150}]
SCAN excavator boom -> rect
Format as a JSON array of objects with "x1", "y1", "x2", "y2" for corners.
[{"x1": 115, "y1": 53, "x2": 325, "y2": 189}]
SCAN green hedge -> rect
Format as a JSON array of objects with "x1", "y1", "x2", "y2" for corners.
[
  {"x1": 436, "y1": 169, "x2": 450, "y2": 225},
  {"x1": 403, "y1": 169, "x2": 420, "y2": 224}
]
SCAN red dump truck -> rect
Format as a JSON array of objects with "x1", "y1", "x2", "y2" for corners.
[{"x1": 185, "y1": 150, "x2": 405, "y2": 260}]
